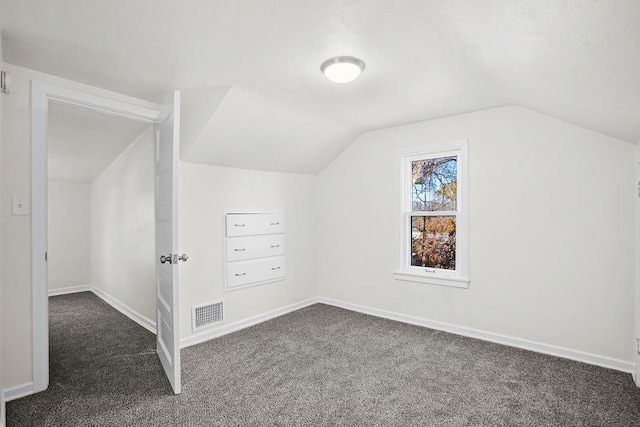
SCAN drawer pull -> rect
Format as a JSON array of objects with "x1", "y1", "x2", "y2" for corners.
[
  {"x1": 270, "y1": 245, "x2": 280, "y2": 248},
  {"x1": 271, "y1": 266, "x2": 281, "y2": 270},
  {"x1": 270, "y1": 222, "x2": 280, "y2": 225},
  {"x1": 234, "y1": 224, "x2": 246, "y2": 227},
  {"x1": 234, "y1": 248, "x2": 246, "y2": 252},
  {"x1": 235, "y1": 273, "x2": 247, "y2": 276}
]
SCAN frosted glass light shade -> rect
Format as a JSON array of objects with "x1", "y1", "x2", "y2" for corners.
[{"x1": 320, "y1": 56, "x2": 365, "y2": 83}]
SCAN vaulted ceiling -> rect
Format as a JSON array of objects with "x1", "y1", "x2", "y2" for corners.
[{"x1": 1, "y1": 0, "x2": 639, "y2": 176}]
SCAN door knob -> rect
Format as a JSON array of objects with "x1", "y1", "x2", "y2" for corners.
[{"x1": 160, "y1": 253, "x2": 188, "y2": 264}]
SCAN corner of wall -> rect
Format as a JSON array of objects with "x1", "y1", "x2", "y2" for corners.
[{"x1": 179, "y1": 86, "x2": 231, "y2": 162}]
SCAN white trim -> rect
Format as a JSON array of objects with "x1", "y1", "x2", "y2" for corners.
[
  {"x1": 635, "y1": 147, "x2": 640, "y2": 386},
  {"x1": 91, "y1": 287, "x2": 156, "y2": 334},
  {"x1": 2, "y1": 383, "x2": 34, "y2": 402},
  {"x1": 396, "y1": 140, "x2": 469, "y2": 288},
  {"x1": 31, "y1": 80, "x2": 49, "y2": 393},
  {"x1": 224, "y1": 208, "x2": 287, "y2": 215},
  {"x1": 33, "y1": 82, "x2": 159, "y2": 123},
  {"x1": 31, "y1": 80, "x2": 162, "y2": 394},
  {"x1": 180, "y1": 298, "x2": 318, "y2": 348},
  {"x1": 318, "y1": 297, "x2": 634, "y2": 374},
  {"x1": 393, "y1": 272, "x2": 470, "y2": 288},
  {"x1": 48, "y1": 285, "x2": 92, "y2": 297}
]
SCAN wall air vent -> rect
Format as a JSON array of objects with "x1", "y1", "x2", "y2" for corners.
[{"x1": 192, "y1": 300, "x2": 224, "y2": 331}]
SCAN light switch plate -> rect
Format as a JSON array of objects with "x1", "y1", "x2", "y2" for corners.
[{"x1": 11, "y1": 196, "x2": 28, "y2": 216}]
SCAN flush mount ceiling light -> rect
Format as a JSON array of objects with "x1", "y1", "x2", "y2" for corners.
[{"x1": 320, "y1": 56, "x2": 365, "y2": 83}]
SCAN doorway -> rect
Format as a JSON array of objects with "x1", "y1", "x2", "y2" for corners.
[
  {"x1": 47, "y1": 102, "x2": 153, "y2": 321},
  {"x1": 31, "y1": 81, "x2": 182, "y2": 394}
]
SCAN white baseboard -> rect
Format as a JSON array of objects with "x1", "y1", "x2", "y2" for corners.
[
  {"x1": 2, "y1": 382, "x2": 34, "y2": 402},
  {"x1": 48, "y1": 284, "x2": 92, "y2": 297},
  {"x1": 91, "y1": 287, "x2": 156, "y2": 334},
  {"x1": 318, "y1": 297, "x2": 634, "y2": 374},
  {"x1": 180, "y1": 297, "x2": 319, "y2": 348}
]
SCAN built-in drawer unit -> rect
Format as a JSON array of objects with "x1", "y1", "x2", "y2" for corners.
[
  {"x1": 226, "y1": 255, "x2": 286, "y2": 288},
  {"x1": 226, "y1": 234, "x2": 286, "y2": 262},
  {"x1": 224, "y1": 210, "x2": 286, "y2": 290},
  {"x1": 226, "y1": 212, "x2": 285, "y2": 237}
]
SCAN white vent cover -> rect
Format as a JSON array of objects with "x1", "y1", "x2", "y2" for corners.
[{"x1": 192, "y1": 300, "x2": 224, "y2": 331}]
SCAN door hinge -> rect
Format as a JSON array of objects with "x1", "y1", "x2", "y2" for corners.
[
  {"x1": 637, "y1": 181, "x2": 640, "y2": 198},
  {"x1": 45, "y1": 252, "x2": 48, "y2": 262},
  {"x1": 636, "y1": 338, "x2": 640, "y2": 355}
]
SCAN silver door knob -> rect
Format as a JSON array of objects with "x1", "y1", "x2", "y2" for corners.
[
  {"x1": 160, "y1": 254, "x2": 172, "y2": 264},
  {"x1": 178, "y1": 254, "x2": 188, "y2": 262}
]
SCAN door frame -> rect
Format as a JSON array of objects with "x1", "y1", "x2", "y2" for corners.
[
  {"x1": 635, "y1": 148, "x2": 640, "y2": 387},
  {"x1": 30, "y1": 80, "x2": 161, "y2": 392}
]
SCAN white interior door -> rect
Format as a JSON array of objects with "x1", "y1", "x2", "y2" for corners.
[{"x1": 155, "y1": 91, "x2": 182, "y2": 394}]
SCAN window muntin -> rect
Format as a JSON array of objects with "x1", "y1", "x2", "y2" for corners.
[{"x1": 396, "y1": 140, "x2": 468, "y2": 287}]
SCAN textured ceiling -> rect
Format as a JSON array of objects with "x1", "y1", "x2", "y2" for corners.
[{"x1": 2, "y1": 0, "x2": 639, "y2": 175}]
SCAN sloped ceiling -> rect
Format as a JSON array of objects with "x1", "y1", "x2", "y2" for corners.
[
  {"x1": 48, "y1": 103, "x2": 150, "y2": 182},
  {"x1": 1, "y1": 0, "x2": 639, "y2": 175},
  {"x1": 181, "y1": 86, "x2": 358, "y2": 174}
]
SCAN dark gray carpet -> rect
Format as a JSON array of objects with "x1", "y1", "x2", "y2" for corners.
[{"x1": 7, "y1": 292, "x2": 640, "y2": 426}]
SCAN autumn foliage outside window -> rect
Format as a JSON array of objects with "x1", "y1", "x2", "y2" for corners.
[{"x1": 410, "y1": 156, "x2": 457, "y2": 270}]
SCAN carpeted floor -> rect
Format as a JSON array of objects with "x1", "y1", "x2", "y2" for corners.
[{"x1": 6, "y1": 292, "x2": 640, "y2": 426}]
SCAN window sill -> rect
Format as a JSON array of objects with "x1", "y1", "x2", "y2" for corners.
[{"x1": 393, "y1": 272, "x2": 470, "y2": 289}]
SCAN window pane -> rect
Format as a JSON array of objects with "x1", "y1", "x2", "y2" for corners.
[
  {"x1": 411, "y1": 216, "x2": 456, "y2": 270},
  {"x1": 412, "y1": 156, "x2": 457, "y2": 211}
]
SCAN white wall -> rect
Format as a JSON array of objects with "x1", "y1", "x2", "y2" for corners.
[
  {"x1": 90, "y1": 127, "x2": 155, "y2": 324},
  {"x1": 0, "y1": 63, "x2": 159, "y2": 389},
  {"x1": 47, "y1": 181, "x2": 91, "y2": 291},
  {"x1": 318, "y1": 106, "x2": 636, "y2": 363},
  {"x1": 0, "y1": 32, "x2": 6, "y2": 426},
  {"x1": 178, "y1": 162, "x2": 318, "y2": 341},
  {"x1": 1, "y1": 63, "x2": 35, "y2": 390}
]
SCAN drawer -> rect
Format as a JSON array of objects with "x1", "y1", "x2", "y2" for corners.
[
  {"x1": 226, "y1": 255, "x2": 286, "y2": 289},
  {"x1": 226, "y1": 234, "x2": 286, "y2": 262},
  {"x1": 226, "y1": 212, "x2": 285, "y2": 237}
]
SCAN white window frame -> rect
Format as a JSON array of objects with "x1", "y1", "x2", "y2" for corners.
[{"x1": 394, "y1": 139, "x2": 469, "y2": 288}]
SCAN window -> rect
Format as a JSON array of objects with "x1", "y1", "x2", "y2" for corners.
[{"x1": 395, "y1": 140, "x2": 469, "y2": 288}]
